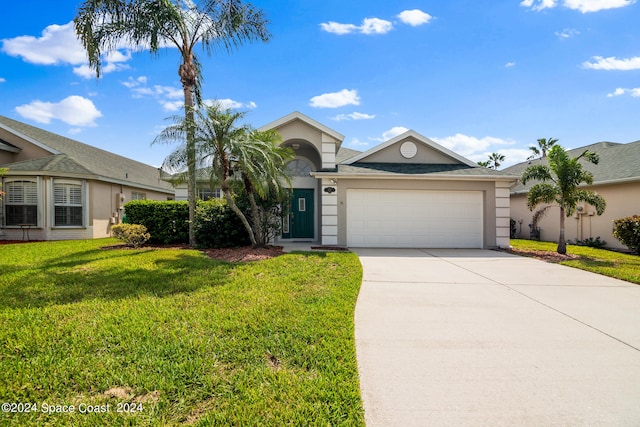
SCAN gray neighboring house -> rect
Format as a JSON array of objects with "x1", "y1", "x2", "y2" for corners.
[
  {"x1": 505, "y1": 140, "x2": 640, "y2": 250},
  {"x1": 180, "y1": 111, "x2": 519, "y2": 249},
  {"x1": 0, "y1": 115, "x2": 174, "y2": 241}
]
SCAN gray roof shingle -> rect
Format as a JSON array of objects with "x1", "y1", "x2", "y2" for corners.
[
  {"x1": 505, "y1": 141, "x2": 640, "y2": 194},
  {"x1": 0, "y1": 115, "x2": 173, "y2": 193},
  {"x1": 333, "y1": 162, "x2": 518, "y2": 178}
]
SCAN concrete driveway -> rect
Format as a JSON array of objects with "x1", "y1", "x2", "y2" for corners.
[{"x1": 354, "y1": 248, "x2": 640, "y2": 427}]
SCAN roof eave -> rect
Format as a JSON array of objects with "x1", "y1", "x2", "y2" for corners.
[
  {"x1": 311, "y1": 171, "x2": 518, "y2": 182},
  {"x1": 0, "y1": 122, "x2": 60, "y2": 155}
]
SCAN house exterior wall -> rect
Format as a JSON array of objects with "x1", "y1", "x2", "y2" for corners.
[
  {"x1": 1, "y1": 176, "x2": 172, "y2": 241},
  {"x1": 510, "y1": 180, "x2": 640, "y2": 250},
  {"x1": 357, "y1": 141, "x2": 459, "y2": 164},
  {"x1": 331, "y1": 178, "x2": 500, "y2": 248},
  {"x1": 0, "y1": 128, "x2": 53, "y2": 162}
]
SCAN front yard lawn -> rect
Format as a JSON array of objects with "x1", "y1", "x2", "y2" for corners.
[
  {"x1": 510, "y1": 239, "x2": 640, "y2": 285},
  {"x1": 0, "y1": 239, "x2": 365, "y2": 426}
]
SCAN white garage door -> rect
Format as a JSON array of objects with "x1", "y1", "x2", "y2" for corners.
[{"x1": 347, "y1": 189, "x2": 483, "y2": 248}]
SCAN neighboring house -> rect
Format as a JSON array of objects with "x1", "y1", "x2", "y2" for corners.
[
  {"x1": 504, "y1": 141, "x2": 640, "y2": 250},
  {"x1": 0, "y1": 115, "x2": 174, "y2": 241},
  {"x1": 175, "y1": 111, "x2": 518, "y2": 249}
]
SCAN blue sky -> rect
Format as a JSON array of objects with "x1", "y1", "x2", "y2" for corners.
[{"x1": 1, "y1": 0, "x2": 639, "y2": 168}]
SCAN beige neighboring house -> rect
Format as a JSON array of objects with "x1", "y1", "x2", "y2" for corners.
[
  {"x1": 244, "y1": 112, "x2": 518, "y2": 248},
  {"x1": 505, "y1": 141, "x2": 640, "y2": 250},
  {"x1": 0, "y1": 115, "x2": 174, "y2": 241}
]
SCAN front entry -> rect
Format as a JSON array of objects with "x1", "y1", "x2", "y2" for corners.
[{"x1": 282, "y1": 189, "x2": 314, "y2": 239}]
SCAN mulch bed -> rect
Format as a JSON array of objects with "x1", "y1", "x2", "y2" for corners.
[{"x1": 501, "y1": 247, "x2": 581, "y2": 263}]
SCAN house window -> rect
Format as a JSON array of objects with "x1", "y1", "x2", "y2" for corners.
[
  {"x1": 131, "y1": 191, "x2": 146, "y2": 200},
  {"x1": 4, "y1": 180, "x2": 38, "y2": 226},
  {"x1": 197, "y1": 187, "x2": 222, "y2": 200},
  {"x1": 285, "y1": 159, "x2": 313, "y2": 177},
  {"x1": 54, "y1": 181, "x2": 83, "y2": 227}
]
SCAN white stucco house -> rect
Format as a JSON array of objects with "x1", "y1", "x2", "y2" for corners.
[{"x1": 179, "y1": 111, "x2": 519, "y2": 249}]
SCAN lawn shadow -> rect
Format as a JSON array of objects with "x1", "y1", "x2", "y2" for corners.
[{"x1": 0, "y1": 248, "x2": 237, "y2": 310}]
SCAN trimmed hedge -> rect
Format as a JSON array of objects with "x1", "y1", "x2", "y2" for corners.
[
  {"x1": 124, "y1": 200, "x2": 189, "y2": 244},
  {"x1": 194, "y1": 199, "x2": 250, "y2": 248},
  {"x1": 613, "y1": 215, "x2": 640, "y2": 254},
  {"x1": 123, "y1": 199, "x2": 250, "y2": 248}
]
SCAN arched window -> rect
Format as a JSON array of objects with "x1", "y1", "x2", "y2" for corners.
[{"x1": 285, "y1": 159, "x2": 312, "y2": 177}]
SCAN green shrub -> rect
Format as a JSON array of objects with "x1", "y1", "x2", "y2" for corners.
[
  {"x1": 569, "y1": 236, "x2": 607, "y2": 249},
  {"x1": 194, "y1": 199, "x2": 250, "y2": 248},
  {"x1": 613, "y1": 215, "x2": 640, "y2": 254},
  {"x1": 124, "y1": 200, "x2": 189, "y2": 244},
  {"x1": 111, "y1": 224, "x2": 151, "y2": 248}
]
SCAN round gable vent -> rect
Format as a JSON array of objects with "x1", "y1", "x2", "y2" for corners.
[{"x1": 400, "y1": 141, "x2": 417, "y2": 159}]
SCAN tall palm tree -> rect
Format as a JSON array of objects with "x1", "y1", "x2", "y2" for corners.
[
  {"x1": 527, "y1": 137, "x2": 558, "y2": 160},
  {"x1": 487, "y1": 152, "x2": 505, "y2": 170},
  {"x1": 74, "y1": 0, "x2": 270, "y2": 246},
  {"x1": 155, "y1": 103, "x2": 293, "y2": 247},
  {"x1": 521, "y1": 145, "x2": 606, "y2": 254}
]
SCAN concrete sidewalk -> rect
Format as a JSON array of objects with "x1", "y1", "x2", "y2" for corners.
[{"x1": 354, "y1": 248, "x2": 640, "y2": 426}]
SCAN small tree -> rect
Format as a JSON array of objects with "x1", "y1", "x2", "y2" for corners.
[
  {"x1": 487, "y1": 152, "x2": 505, "y2": 170},
  {"x1": 156, "y1": 103, "x2": 293, "y2": 248},
  {"x1": 521, "y1": 145, "x2": 606, "y2": 254},
  {"x1": 613, "y1": 216, "x2": 640, "y2": 254},
  {"x1": 527, "y1": 137, "x2": 558, "y2": 160}
]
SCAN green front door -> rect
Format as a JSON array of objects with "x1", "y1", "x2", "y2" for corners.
[{"x1": 283, "y1": 189, "x2": 314, "y2": 239}]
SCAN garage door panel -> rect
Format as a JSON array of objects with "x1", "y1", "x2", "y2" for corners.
[{"x1": 347, "y1": 189, "x2": 483, "y2": 248}]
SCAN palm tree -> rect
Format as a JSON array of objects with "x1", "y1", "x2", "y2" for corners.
[
  {"x1": 232, "y1": 129, "x2": 293, "y2": 246},
  {"x1": 521, "y1": 145, "x2": 606, "y2": 254},
  {"x1": 155, "y1": 103, "x2": 293, "y2": 247},
  {"x1": 74, "y1": 0, "x2": 271, "y2": 246},
  {"x1": 487, "y1": 152, "x2": 505, "y2": 170},
  {"x1": 477, "y1": 160, "x2": 490, "y2": 168},
  {"x1": 527, "y1": 137, "x2": 558, "y2": 160}
]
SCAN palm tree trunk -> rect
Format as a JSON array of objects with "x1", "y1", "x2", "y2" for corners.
[
  {"x1": 223, "y1": 189, "x2": 257, "y2": 247},
  {"x1": 557, "y1": 207, "x2": 567, "y2": 254},
  {"x1": 180, "y1": 53, "x2": 199, "y2": 247}
]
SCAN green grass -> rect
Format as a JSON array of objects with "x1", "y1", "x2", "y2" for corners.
[
  {"x1": 0, "y1": 239, "x2": 365, "y2": 426},
  {"x1": 510, "y1": 239, "x2": 640, "y2": 285}
]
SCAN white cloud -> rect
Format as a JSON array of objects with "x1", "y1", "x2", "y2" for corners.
[
  {"x1": 555, "y1": 28, "x2": 580, "y2": 39},
  {"x1": 521, "y1": 0, "x2": 634, "y2": 12},
  {"x1": 563, "y1": 0, "x2": 635, "y2": 12},
  {"x1": 15, "y1": 95, "x2": 102, "y2": 126},
  {"x1": 349, "y1": 137, "x2": 371, "y2": 148},
  {"x1": 608, "y1": 87, "x2": 640, "y2": 97},
  {"x1": 397, "y1": 10, "x2": 433, "y2": 26},
  {"x1": 1, "y1": 21, "x2": 135, "y2": 79},
  {"x1": 360, "y1": 18, "x2": 393, "y2": 35},
  {"x1": 430, "y1": 134, "x2": 516, "y2": 158},
  {"x1": 1, "y1": 22, "x2": 86, "y2": 65},
  {"x1": 310, "y1": 89, "x2": 360, "y2": 108},
  {"x1": 332, "y1": 112, "x2": 376, "y2": 121},
  {"x1": 0, "y1": 77, "x2": 5, "y2": 83},
  {"x1": 319, "y1": 22, "x2": 359, "y2": 35},
  {"x1": 204, "y1": 98, "x2": 258, "y2": 110},
  {"x1": 383, "y1": 127, "x2": 409, "y2": 140},
  {"x1": 320, "y1": 18, "x2": 393, "y2": 35},
  {"x1": 582, "y1": 56, "x2": 640, "y2": 70},
  {"x1": 505, "y1": 62, "x2": 516, "y2": 68}
]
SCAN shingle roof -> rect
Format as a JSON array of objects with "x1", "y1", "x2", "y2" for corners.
[
  {"x1": 336, "y1": 147, "x2": 362, "y2": 163},
  {"x1": 505, "y1": 140, "x2": 640, "y2": 194},
  {"x1": 0, "y1": 115, "x2": 173, "y2": 193},
  {"x1": 325, "y1": 162, "x2": 518, "y2": 179}
]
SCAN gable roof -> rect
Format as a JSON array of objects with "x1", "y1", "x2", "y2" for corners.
[
  {"x1": 343, "y1": 130, "x2": 478, "y2": 167},
  {"x1": 259, "y1": 111, "x2": 345, "y2": 144},
  {"x1": 505, "y1": 140, "x2": 640, "y2": 194},
  {"x1": 0, "y1": 115, "x2": 173, "y2": 193}
]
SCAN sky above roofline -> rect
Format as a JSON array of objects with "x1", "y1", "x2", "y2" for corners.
[{"x1": 0, "y1": 0, "x2": 638, "y2": 169}]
